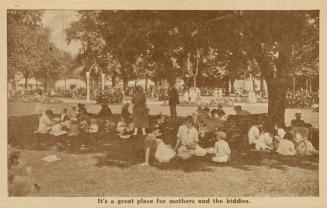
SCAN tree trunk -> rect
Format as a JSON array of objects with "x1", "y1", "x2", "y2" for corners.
[
  {"x1": 260, "y1": 76, "x2": 264, "y2": 97},
  {"x1": 24, "y1": 77, "x2": 28, "y2": 92},
  {"x1": 123, "y1": 78, "x2": 128, "y2": 89},
  {"x1": 112, "y1": 74, "x2": 116, "y2": 87},
  {"x1": 255, "y1": 43, "x2": 290, "y2": 128},
  {"x1": 145, "y1": 77, "x2": 148, "y2": 91},
  {"x1": 230, "y1": 77, "x2": 235, "y2": 94},
  {"x1": 225, "y1": 76, "x2": 230, "y2": 96}
]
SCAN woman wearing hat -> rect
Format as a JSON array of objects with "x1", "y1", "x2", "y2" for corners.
[{"x1": 131, "y1": 86, "x2": 149, "y2": 136}]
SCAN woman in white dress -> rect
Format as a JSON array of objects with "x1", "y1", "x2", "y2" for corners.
[{"x1": 174, "y1": 116, "x2": 207, "y2": 160}]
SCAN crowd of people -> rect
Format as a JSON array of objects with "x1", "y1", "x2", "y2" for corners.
[{"x1": 32, "y1": 84, "x2": 318, "y2": 168}]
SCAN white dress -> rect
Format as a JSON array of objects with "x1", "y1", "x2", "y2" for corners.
[
  {"x1": 212, "y1": 140, "x2": 231, "y2": 163},
  {"x1": 176, "y1": 125, "x2": 206, "y2": 159},
  {"x1": 276, "y1": 139, "x2": 296, "y2": 156},
  {"x1": 248, "y1": 126, "x2": 260, "y2": 145},
  {"x1": 255, "y1": 132, "x2": 273, "y2": 151}
]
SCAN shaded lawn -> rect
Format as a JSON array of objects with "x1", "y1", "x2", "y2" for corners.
[{"x1": 7, "y1": 114, "x2": 319, "y2": 197}]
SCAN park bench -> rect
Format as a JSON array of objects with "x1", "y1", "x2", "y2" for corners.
[{"x1": 215, "y1": 113, "x2": 268, "y2": 143}]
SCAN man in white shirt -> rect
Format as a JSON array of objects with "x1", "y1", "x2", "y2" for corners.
[{"x1": 174, "y1": 116, "x2": 206, "y2": 160}]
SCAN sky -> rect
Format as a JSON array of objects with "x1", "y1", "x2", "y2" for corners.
[{"x1": 42, "y1": 10, "x2": 81, "y2": 57}]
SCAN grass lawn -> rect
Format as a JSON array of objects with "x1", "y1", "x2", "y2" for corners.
[{"x1": 7, "y1": 107, "x2": 319, "y2": 197}]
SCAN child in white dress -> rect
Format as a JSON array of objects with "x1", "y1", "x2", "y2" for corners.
[
  {"x1": 212, "y1": 131, "x2": 231, "y2": 163},
  {"x1": 88, "y1": 119, "x2": 99, "y2": 134}
]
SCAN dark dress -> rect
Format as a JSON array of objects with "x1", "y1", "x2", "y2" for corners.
[
  {"x1": 168, "y1": 87, "x2": 180, "y2": 122},
  {"x1": 121, "y1": 105, "x2": 131, "y2": 120},
  {"x1": 132, "y1": 92, "x2": 149, "y2": 128}
]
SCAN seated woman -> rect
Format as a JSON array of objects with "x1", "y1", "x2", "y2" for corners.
[
  {"x1": 276, "y1": 134, "x2": 296, "y2": 156},
  {"x1": 121, "y1": 102, "x2": 132, "y2": 121},
  {"x1": 60, "y1": 108, "x2": 70, "y2": 122},
  {"x1": 154, "y1": 114, "x2": 169, "y2": 140},
  {"x1": 36, "y1": 109, "x2": 54, "y2": 134},
  {"x1": 174, "y1": 116, "x2": 207, "y2": 160},
  {"x1": 50, "y1": 118, "x2": 68, "y2": 137},
  {"x1": 116, "y1": 117, "x2": 131, "y2": 138},
  {"x1": 248, "y1": 123, "x2": 263, "y2": 147},
  {"x1": 77, "y1": 103, "x2": 88, "y2": 119},
  {"x1": 98, "y1": 104, "x2": 112, "y2": 117},
  {"x1": 211, "y1": 131, "x2": 231, "y2": 163},
  {"x1": 255, "y1": 129, "x2": 275, "y2": 152}
]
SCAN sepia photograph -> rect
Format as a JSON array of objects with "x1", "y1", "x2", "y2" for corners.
[{"x1": 6, "y1": 9, "x2": 319, "y2": 198}]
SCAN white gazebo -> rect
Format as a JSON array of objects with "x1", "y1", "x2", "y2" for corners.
[{"x1": 55, "y1": 79, "x2": 86, "y2": 90}]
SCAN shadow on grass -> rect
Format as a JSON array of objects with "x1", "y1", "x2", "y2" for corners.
[{"x1": 8, "y1": 114, "x2": 319, "y2": 173}]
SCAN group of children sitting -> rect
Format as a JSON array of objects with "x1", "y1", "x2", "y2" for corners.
[
  {"x1": 140, "y1": 109, "x2": 318, "y2": 166},
  {"x1": 140, "y1": 115, "x2": 232, "y2": 166},
  {"x1": 35, "y1": 102, "x2": 318, "y2": 165},
  {"x1": 35, "y1": 103, "x2": 136, "y2": 148},
  {"x1": 248, "y1": 120, "x2": 318, "y2": 156}
]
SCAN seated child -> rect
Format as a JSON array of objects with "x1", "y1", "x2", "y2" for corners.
[
  {"x1": 211, "y1": 131, "x2": 231, "y2": 163},
  {"x1": 70, "y1": 106, "x2": 78, "y2": 119},
  {"x1": 77, "y1": 103, "x2": 88, "y2": 118},
  {"x1": 293, "y1": 133, "x2": 318, "y2": 155},
  {"x1": 88, "y1": 119, "x2": 99, "y2": 134},
  {"x1": 116, "y1": 117, "x2": 129, "y2": 134},
  {"x1": 78, "y1": 116, "x2": 89, "y2": 134},
  {"x1": 105, "y1": 118, "x2": 116, "y2": 134},
  {"x1": 121, "y1": 102, "x2": 132, "y2": 121},
  {"x1": 61, "y1": 108, "x2": 70, "y2": 122},
  {"x1": 50, "y1": 118, "x2": 68, "y2": 137},
  {"x1": 68, "y1": 118, "x2": 80, "y2": 136},
  {"x1": 210, "y1": 109, "x2": 218, "y2": 118}
]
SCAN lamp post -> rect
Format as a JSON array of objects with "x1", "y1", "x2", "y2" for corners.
[
  {"x1": 86, "y1": 71, "x2": 90, "y2": 102},
  {"x1": 101, "y1": 72, "x2": 105, "y2": 92}
]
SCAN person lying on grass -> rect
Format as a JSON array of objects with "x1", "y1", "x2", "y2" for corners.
[
  {"x1": 140, "y1": 124, "x2": 175, "y2": 166},
  {"x1": 174, "y1": 116, "x2": 207, "y2": 160},
  {"x1": 49, "y1": 118, "x2": 68, "y2": 137}
]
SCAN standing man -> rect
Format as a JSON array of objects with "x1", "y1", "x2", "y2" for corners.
[{"x1": 168, "y1": 83, "x2": 180, "y2": 123}]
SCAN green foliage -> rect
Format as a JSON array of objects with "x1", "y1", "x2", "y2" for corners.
[{"x1": 8, "y1": 10, "x2": 74, "y2": 91}]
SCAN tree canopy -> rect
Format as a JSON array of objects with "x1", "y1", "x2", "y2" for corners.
[{"x1": 8, "y1": 10, "x2": 74, "y2": 92}]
